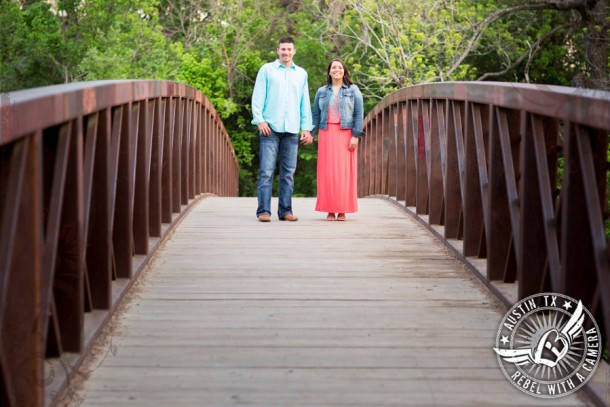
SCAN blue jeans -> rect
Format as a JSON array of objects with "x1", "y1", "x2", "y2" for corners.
[{"x1": 257, "y1": 130, "x2": 299, "y2": 218}]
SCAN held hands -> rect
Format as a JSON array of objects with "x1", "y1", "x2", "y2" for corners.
[
  {"x1": 300, "y1": 130, "x2": 313, "y2": 145},
  {"x1": 348, "y1": 136, "x2": 359, "y2": 151},
  {"x1": 259, "y1": 123, "x2": 313, "y2": 146}
]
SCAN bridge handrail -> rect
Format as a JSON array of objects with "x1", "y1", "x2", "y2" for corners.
[
  {"x1": 0, "y1": 80, "x2": 239, "y2": 407},
  {"x1": 360, "y1": 81, "x2": 610, "y2": 355}
]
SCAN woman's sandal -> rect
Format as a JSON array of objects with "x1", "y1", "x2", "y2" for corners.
[
  {"x1": 326, "y1": 213, "x2": 336, "y2": 221},
  {"x1": 336, "y1": 213, "x2": 346, "y2": 221}
]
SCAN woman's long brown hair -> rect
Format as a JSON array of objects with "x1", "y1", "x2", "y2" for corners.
[{"x1": 326, "y1": 58, "x2": 353, "y2": 87}]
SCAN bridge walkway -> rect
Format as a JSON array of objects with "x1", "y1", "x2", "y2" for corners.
[{"x1": 69, "y1": 197, "x2": 590, "y2": 406}]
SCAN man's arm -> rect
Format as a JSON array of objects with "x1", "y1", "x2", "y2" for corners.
[
  {"x1": 251, "y1": 66, "x2": 266, "y2": 125},
  {"x1": 299, "y1": 73, "x2": 314, "y2": 145},
  {"x1": 300, "y1": 73, "x2": 313, "y2": 132},
  {"x1": 251, "y1": 66, "x2": 270, "y2": 135}
]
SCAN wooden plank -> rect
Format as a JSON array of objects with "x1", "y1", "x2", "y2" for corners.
[
  {"x1": 107, "y1": 329, "x2": 497, "y2": 348},
  {"x1": 69, "y1": 197, "x2": 588, "y2": 407}
]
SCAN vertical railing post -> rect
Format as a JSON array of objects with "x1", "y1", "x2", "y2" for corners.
[
  {"x1": 405, "y1": 101, "x2": 417, "y2": 207},
  {"x1": 0, "y1": 135, "x2": 44, "y2": 407},
  {"x1": 415, "y1": 100, "x2": 429, "y2": 215},
  {"x1": 360, "y1": 83, "x2": 610, "y2": 357},
  {"x1": 88, "y1": 109, "x2": 112, "y2": 309},
  {"x1": 444, "y1": 101, "x2": 464, "y2": 239},
  {"x1": 428, "y1": 100, "x2": 445, "y2": 225},
  {"x1": 487, "y1": 107, "x2": 512, "y2": 281},
  {"x1": 1, "y1": 81, "x2": 239, "y2": 407},
  {"x1": 149, "y1": 98, "x2": 164, "y2": 237},
  {"x1": 462, "y1": 103, "x2": 486, "y2": 258},
  {"x1": 114, "y1": 103, "x2": 135, "y2": 278},
  {"x1": 395, "y1": 103, "x2": 407, "y2": 203},
  {"x1": 172, "y1": 98, "x2": 183, "y2": 212},
  {"x1": 134, "y1": 100, "x2": 152, "y2": 255}
]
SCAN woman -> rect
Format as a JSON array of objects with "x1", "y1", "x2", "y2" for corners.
[{"x1": 312, "y1": 58, "x2": 365, "y2": 221}]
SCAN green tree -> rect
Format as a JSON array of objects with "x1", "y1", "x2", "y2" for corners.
[
  {"x1": 3, "y1": 0, "x2": 608, "y2": 197},
  {"x1": 77, "y1": 0, "x2": 180, "y2": 80},
  {"x1": 0, "y1": 1, "x2": 74, "y2": 91},
  {"x1": 314, "y1": 0, "x2": 485, "y2": 106},
  {"x1": 313, "y1": 0, "x2": 610, "y2": 106},
  {"x1": 159, "y1": 0, "x2": 328, "y2": 197},
  {"x1": 0, "y1": 0, "x2": 28, "y2": 91},
  {"x1": 467, "y1": 8, "x2": 575, "y2": 85}
]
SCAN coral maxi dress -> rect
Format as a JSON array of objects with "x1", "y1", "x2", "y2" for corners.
[{"x1": 315, "y1": 93, "x2": 358, "y2": 214}]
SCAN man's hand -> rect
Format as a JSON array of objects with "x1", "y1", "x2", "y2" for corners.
[
  {"x1": 258, "y1": 122, "x2": 271, "y2": 136},
  {"x1": 300, "y1": 130, "x2": 313, "y2": 145}
]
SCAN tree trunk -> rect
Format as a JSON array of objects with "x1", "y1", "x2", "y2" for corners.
[{"x1": 581, "y1": 0, "x2": 610, "y2": 89}]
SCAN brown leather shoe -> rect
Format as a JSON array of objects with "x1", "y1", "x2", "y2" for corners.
[
  {"x1": 280, "y1": 213, "x2": 298, "y2": 222},
  {"x1": 258, "y1": 214, "x2": 271, "y2": 222},
  {"x1": 336, "y1": 213, "x2": 346, "y2": 221}
]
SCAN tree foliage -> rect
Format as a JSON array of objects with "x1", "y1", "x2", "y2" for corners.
[
  {"x1": 0, "y1": 1, "x2": 75, "y2": 91},
  {"x1": 317, "y1": 0, "x2": 489, "y2": 106},
  {"x1": 316, "y1": 0, "x2": 609, "y2": 104},
  {"x1": 1, "y1": 0, "x2": 609, "y2": 196}
]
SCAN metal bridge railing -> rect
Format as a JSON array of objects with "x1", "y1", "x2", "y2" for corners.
[
  {"x1": 0, "y1": 80, "x2": 238, "y2": 407},
  {"x1": 360, "y1": 82, "x2": 610, "y2": 358}
]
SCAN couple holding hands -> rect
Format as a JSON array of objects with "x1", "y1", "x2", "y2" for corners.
[{"x1": 252, "y1": 36, "x2": 364, "y2": 223}]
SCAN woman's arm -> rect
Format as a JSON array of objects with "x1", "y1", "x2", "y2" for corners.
[
  {"x1": 311, "y1": 88, "x2": 321, "y2": 136},
  {"x1": 351, "y1": 85, "x2": 365, "y2": 137}
]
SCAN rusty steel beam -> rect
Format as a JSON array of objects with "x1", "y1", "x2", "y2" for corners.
[
  {"x1": 360, "y1": 82, "x2": 610, "y2": 361},
  {"x1": 0, "y1": 80, "x2": 238, "y2": 407}
]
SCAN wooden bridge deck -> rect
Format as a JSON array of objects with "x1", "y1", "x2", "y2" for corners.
[{"x1": 69, "y1": 197, "x2": 594, "y2": 406}]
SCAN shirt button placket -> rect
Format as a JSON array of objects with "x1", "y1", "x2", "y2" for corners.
[{"x1": 284, "y1": 69, "x2": 289, "y2": 131}]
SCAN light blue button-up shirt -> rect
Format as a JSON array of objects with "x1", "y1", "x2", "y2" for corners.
[{"x1": 251, "y1": 60, "x2": 313, "y2": 134}]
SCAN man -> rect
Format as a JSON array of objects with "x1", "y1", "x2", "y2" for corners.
[{"x1": 251, "y1": 36, "x2": 314, "y2": 222}]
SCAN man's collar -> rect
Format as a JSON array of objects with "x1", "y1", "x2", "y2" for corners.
[{"x1": 274, "y1": 59, "x2": 297, "y2": 69}]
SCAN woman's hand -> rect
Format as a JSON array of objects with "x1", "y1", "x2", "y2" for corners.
[{"x1": 348, "y1": 136, "x2": 359, "y2": 151}]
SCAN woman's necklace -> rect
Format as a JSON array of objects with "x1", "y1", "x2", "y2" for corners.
[
  {"x1": 331, "y1": 81, "x2": 342, "y2": 115},
  {"x1": 330, "y1": 88, "x2": 340, "y2": 115}
]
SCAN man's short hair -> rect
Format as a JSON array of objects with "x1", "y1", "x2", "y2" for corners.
[{"x1": 278, "y1": 36, "x2": 295, "y2": 46}]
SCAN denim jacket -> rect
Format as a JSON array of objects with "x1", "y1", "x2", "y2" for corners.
[{"x1": 312, "y1": 83, "x2": 365, "y2": 137}]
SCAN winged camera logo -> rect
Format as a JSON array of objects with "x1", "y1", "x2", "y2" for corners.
[{"x1": 494, "y1": 293, "x2": 601, "y2": 398}]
